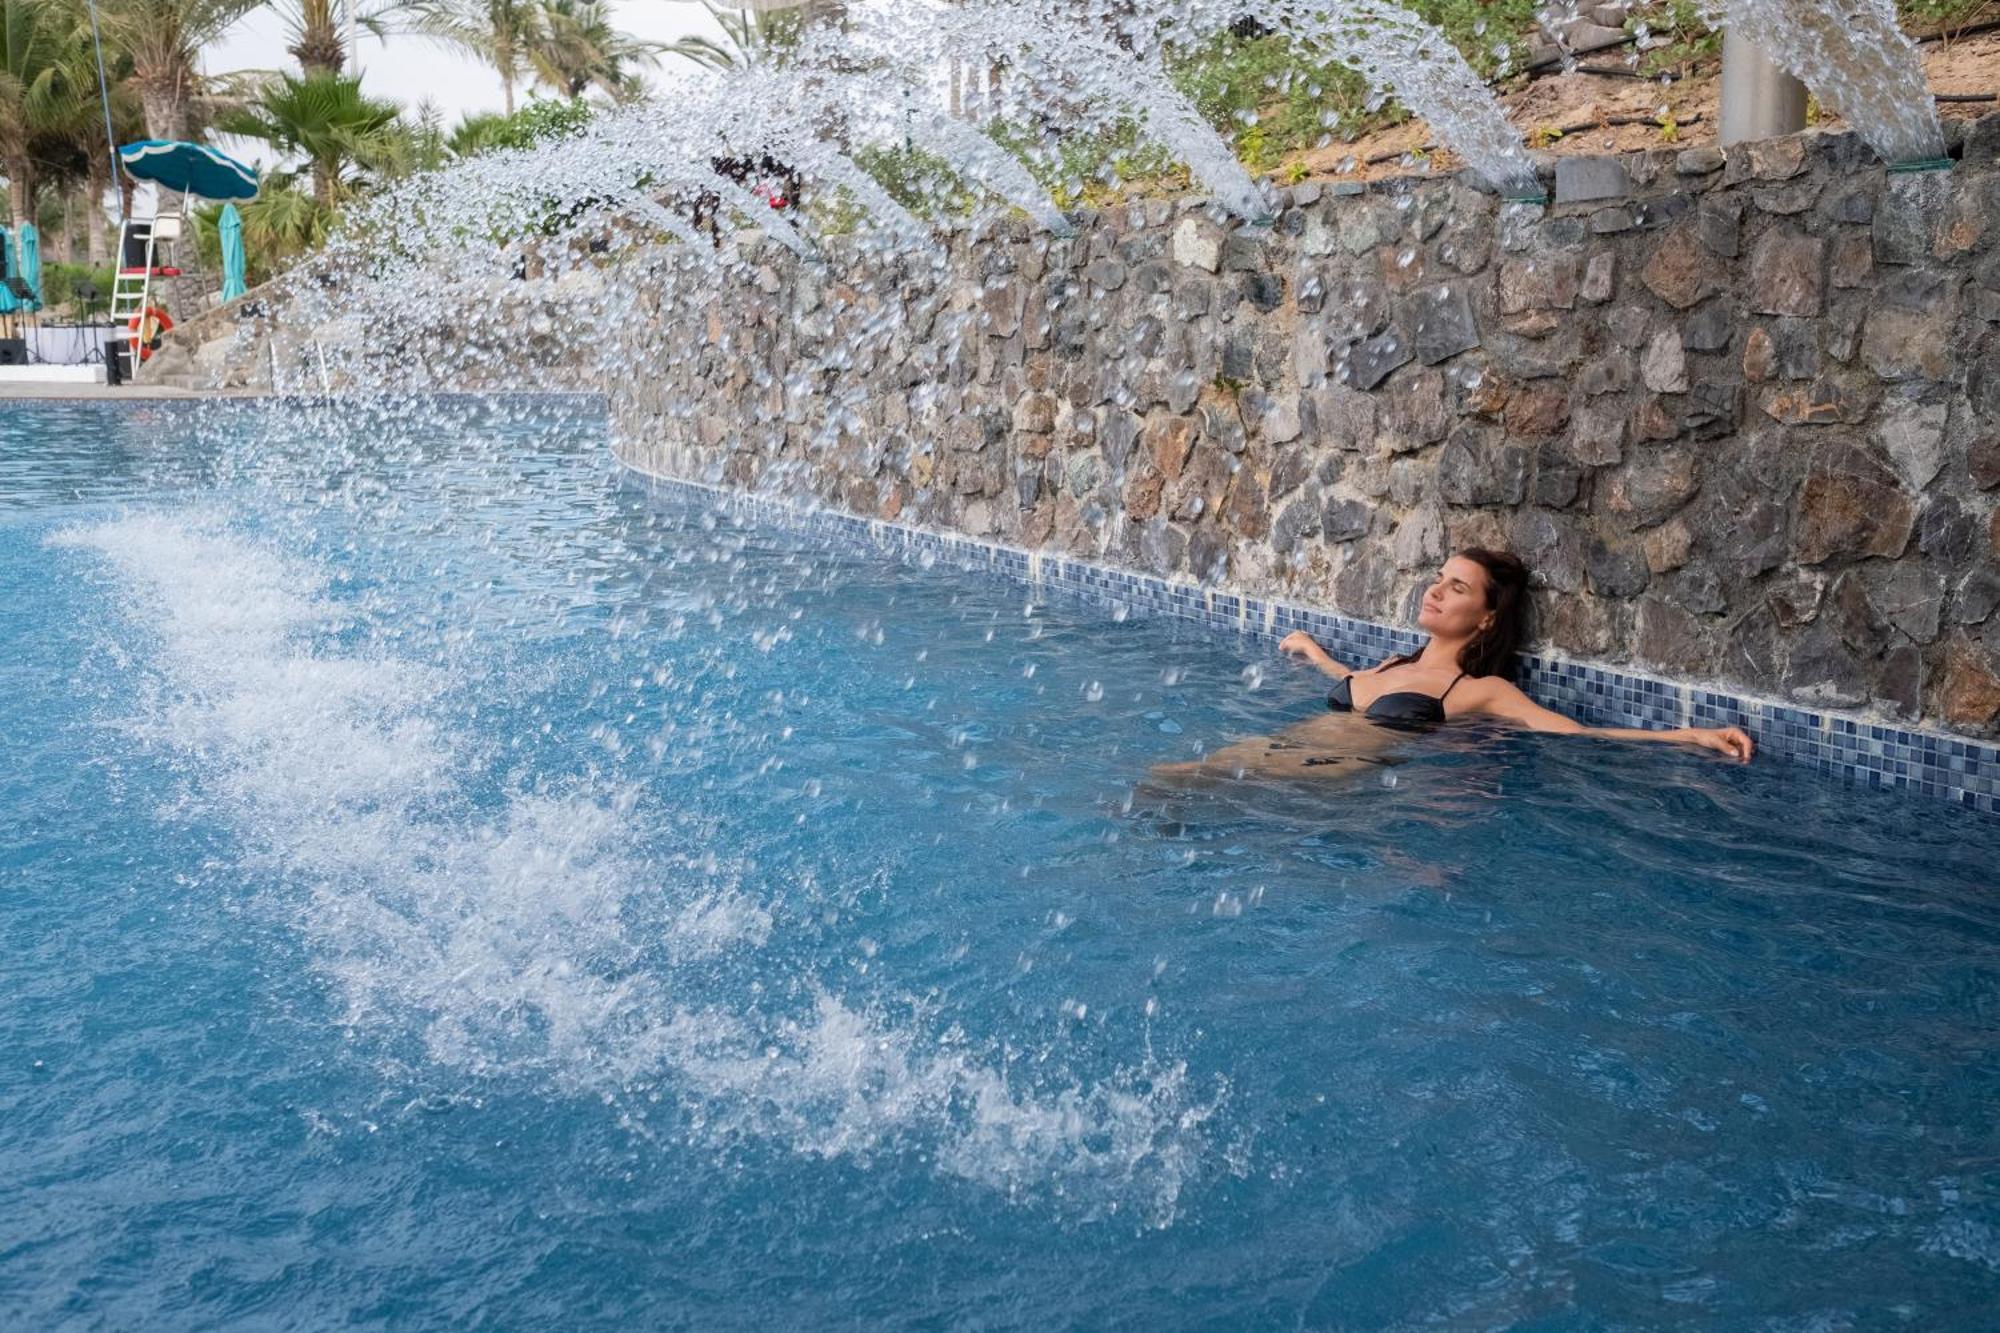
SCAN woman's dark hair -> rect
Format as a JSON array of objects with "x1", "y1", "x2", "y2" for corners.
[{"x1": 1455, "y1": 548, "x2": 1531, "y2": 680}]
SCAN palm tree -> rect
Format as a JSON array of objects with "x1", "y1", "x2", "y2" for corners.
[
  {"x1": 527, "y1": 0, "x2": 654, "y2": 100},
  {"x1": 1, "y1": 0, "x2": 87, "y2": 226},
  {"x1": 215, "y1": 70, "x2": 401, "y2": 208},
  {"x1": 97, "y1": 0, "x2": 264, "y2": 142},
  {"x1": 659, "y1": 0, "x2": 840, "y2": 71},
  {"x1": 232, "y1": 174, "x2": 331, "y2": 256},
  {"x1": 446, "y1": 106, "x2": 512, "y2": 155},
  {"x1": 406, "y1": 0, "x2": 541, "y2": 114},
  {"x1": 660, "y1": 2, "x2": 779, "y2": 71},
  {"x1": 275, "y1": 0, "x2": 406, "y2": 78},
  {"x1": 42, "y1": 6, "x2": 143, "y2": 264}
]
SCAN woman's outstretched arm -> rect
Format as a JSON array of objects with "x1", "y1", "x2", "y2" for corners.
[
  {"x1": 1278, "y1": 631, "x2": 1355, "y2": 680},
  {"x1": 1459, "y1": 677, "x2": 1755, "y2": 761}
]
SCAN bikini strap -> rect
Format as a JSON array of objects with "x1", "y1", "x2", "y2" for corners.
[{"x1": 1439, "y1": 671, "x2": 1467, "y2": 702}]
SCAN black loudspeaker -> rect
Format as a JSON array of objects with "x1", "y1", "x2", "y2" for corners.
[
  {"x1": 0, "y1": 339, "x2": 27, "y2": 366},
  {"x1": 104, "y1": 339, "x2": 127, "y2": 385}
]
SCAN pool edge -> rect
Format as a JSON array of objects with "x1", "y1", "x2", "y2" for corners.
[{"x1": 617, "y1": 454, "x2": 2000, "y2": 816}]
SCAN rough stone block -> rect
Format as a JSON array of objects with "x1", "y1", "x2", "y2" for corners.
[
  {"x1": 1085, "y1": 258, "x2": 1127, "y2": 291},
  {"x1": 1641, "y1": 329, "x2": 1688, "y2": 393},
  {"x1": 1569, "y1": 399, "x2": 1627, "y2": 466},
  {"x1": 1505, "y1": 383, "x2": 1571, "y2": 438},
  {"x1": 1605, "y1": 448, "x2": 1699, "y2": 527},
  {"x1": 1144, "y1": 416, "x2": 1196, "y2": 480},
  {"x1": 1749, "y1": 229, "x2": 1826, "y2": 317},
  {"x1": 1759, "y1": 380, "x2": 1857, "y2": 426},
  {"x1": 1743, "y1": 135, "x2": 1808, "y2": 182},
  {"x1": 1498, "y1": 254, "x2": 1580, "y2": 313},
  {"x1": 1753, "y1": 178, "x2": 1822, "y2": 216},
  {"x1": 1555, "y1": 156, "x2": 1632, "y2": 206},
  {"x1": 1587, "y1": 538, "x2": 1651, "y2": 597},
  {"x1": 1012, "y1": 393, "x2": 1057, "y2": 434},
  {"x1": 1937, "y1": 177, "x2": 1992, "y2": 259},
  {"x1": 1581, "y1": 251, "x2": 1617, "y2": 304},
  {"x1": 1829, "y1": 234, "x2": 1873, "y2": 290},
  {"x1": 1589, "y1": 207, "x2": 1636, "y2": 235},
  {"x1": 1955, "y1": 566, "x2": 2000, "y2": 626},
  {"x1": 1861, "y1": 275, "x2": 1958, "y2": 381},
  {"x1": 1383, "y1": 370, "x2": 1451, "y2": 450},
  {"x1": 1533, "y1": 442, "x2": 1583, "y2": 508},
  {"x1": 1171, "y1": 217, "x2": 1224, "y2": 272},
  {"x1": 1675, "y1": 147, "x2": 1725, "y2": 177},
  {"x1": 1391, "y1": 505, "x2": 1446, "y2": 569},
  {"x1": 1409, "y1": 283, "x2": 1479, "y2": 364},
  {"x1": 1643, "y1": 518, "x2": 1694, "y2": 573},
  {"x1": 1323, "y1": 496, "x2": 1371, "y2": 542},
  {"x1": 1796, "y1": 443, "x2": 1916, "y2": 564},
  {"x1": 1640, "y1": 223, "x2": 1727, "y2": 308},
  {"x1": 1875, "y1": 173, "x2": 1952, "y2": 267},
  {"x1": 979, "y1": 276, "x2": 1025, "y2": 338},
  {"x1": 1437, "y1": 426, "x2": 1529, "y2": 506},
  {"x1": 1342, "y1": 329, "x2": 1413, "y2": 391},
  {"x1": 1878, "y1": 395, "x2": 1948, "y2": 491},
  {"x1": 1942, "y1": 632, "x2": 2000, "y2": 728},
  {"x1": 1682, "y1": 300, "x2": 1734, "y2": 352}
]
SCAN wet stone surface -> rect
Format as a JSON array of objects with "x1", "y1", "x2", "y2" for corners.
[{"x1": 166, "y1": 118, "x2": 2000, "y2": 743}]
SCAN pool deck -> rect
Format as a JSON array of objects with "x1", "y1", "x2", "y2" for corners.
[{"x1": 0, "y1": 382, "x2": 252, "y2": 399}]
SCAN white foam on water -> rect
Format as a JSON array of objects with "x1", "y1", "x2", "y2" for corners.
[{"x1": 58, "y1": 511, "x2": 1224, "y2": 1223}]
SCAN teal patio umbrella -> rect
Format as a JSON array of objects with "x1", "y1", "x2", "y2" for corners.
[
  {"x1": 15, "y1": 222, "x2": 40, "y2": 310},
  {"x1": 218, "y1": 203, "x2": 246, "y2": 301},
  {"x1": 118, "y1": 140, "x2": 259, "y2": 201}
]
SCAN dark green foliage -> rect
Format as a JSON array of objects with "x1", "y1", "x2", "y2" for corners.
[
  {"x1": 852, "y1": 144, "x2": 979, "y2": 219},
  {"x1": 40, "y1": 261, "x2": 115, "y2": 314}
]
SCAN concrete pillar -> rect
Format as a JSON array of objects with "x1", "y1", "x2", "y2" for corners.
[{"x1": 1720, "y1": 29, "x2": 1808, "y2": 146}]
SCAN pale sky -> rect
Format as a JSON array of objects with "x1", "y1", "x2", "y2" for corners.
[{"x1": 204, "y1": 0, "x2": 728, "y2": 161}]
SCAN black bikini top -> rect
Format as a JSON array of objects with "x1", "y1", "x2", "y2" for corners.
[{"x1": 1328, "y1": 654, "x2": 1466, "y2": 730}]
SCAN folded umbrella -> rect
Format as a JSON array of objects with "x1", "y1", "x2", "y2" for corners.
[
  {"x1": 219, "y1": 204, "x2": 247, "y2": 302},
  {"x1": 16, "y1": 223, "x2": 40, "y2": 311}
]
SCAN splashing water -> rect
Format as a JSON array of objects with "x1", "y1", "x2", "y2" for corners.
[
  {"x1": 209, "y1": 0, "x2": 1593, "y2": 402},
  {"x1": 55, "y1": 504, "x2": 1226, "y2": 1223},
  {"x1": 1701, "y1": 0, "x2": 1943, "y2": 163}
]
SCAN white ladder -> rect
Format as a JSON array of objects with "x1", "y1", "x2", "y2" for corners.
[{"x1": 109, "y1": 217, "x2": 158, "y2": 370}]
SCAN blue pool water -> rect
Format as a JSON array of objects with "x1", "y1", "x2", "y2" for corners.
[{"x1": 3, "y1": 397, "x2": 1999, "y2": 1328}]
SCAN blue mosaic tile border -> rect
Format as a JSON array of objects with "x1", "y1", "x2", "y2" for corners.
[{"x1": 630, "y1": 469, "x2": 2000, "y2": 816}]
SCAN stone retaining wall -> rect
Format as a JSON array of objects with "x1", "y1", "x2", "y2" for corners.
[
  {"x1": 615, "y1": 118, "x2": 2000, "y2": 742},
  {"x1": 161, "y1": 116, "x2": 2000, "y2": 742}
]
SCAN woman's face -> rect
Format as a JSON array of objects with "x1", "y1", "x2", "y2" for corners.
[{"x1": 1416, "y1": 555, "x2": 1494, "y2": 637}]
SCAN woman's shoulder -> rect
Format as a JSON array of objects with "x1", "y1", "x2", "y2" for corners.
[{"x1": 1453, "y1": 671, "x2": 1528, "y2": 703}]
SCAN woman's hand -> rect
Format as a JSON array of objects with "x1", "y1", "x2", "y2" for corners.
[
  {"x1": 1279, "y1": 630, "x2": 1321, "y2": 658},
  {"x1": 1681, "y1": 726, "x2": 1755, "y2": 761}
]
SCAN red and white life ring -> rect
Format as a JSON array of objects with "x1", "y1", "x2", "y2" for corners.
[{"x1": 129, "y1": 306, "x2": 173, "y2": 361}]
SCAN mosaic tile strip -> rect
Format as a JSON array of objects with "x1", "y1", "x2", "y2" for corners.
[{"x1": 680, "y1": 469, "x2": 2000, "y2": 816}]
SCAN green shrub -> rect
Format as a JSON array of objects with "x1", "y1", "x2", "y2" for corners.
[{"x1": 40, "y1": 262, "x2": 115, "y2": 314}]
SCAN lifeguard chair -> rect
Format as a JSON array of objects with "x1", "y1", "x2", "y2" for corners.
[
  {"x1": 112, "y1": 139, "x2": 259, "y2": 371},
  {"x1": 110, "y1": 213, "x2": 183, "y2": 367}
]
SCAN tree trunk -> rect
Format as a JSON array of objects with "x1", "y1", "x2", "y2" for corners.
[
  {"x1": 291, "y1": 4, "x2": 346, "y2": 78},
  {"x1": 313, "y1": 158, "x2": 335, "y2": 210},
  {"x1": 85, "y1": 182, "x2": 110, "y2": 267},
  {"x1": 139, "y1": 81, "x2": 186, "y2": 143},
  {"x1": 503, "y1": 67, "x2": 516, "y2": 115},
  {"x1": 7, "y1": 159, "x2": 32, "y2": 229},
  {"x1": 52, "y1": 194, "x2": 73, "y2": 263}
]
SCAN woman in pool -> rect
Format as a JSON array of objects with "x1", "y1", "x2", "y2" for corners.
[{"x1": 1153, "y1": 548, "x2": 1753, "y2": 781}]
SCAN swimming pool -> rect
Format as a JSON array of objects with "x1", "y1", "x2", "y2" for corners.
[{"x1": 4, "y1": 397, "x2": 1998, "y2": 1327}]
